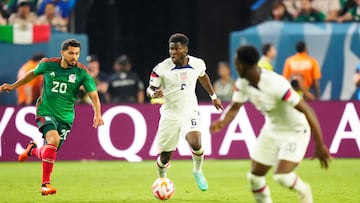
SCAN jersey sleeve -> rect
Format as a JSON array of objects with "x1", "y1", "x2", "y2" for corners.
[
  {"x1": 282, "y1": 88, "x2": 301, "y2": 107},
  {"x1": 82, "y1": 71, "x2": 97, "y2": 93},
  {"x1": 33, "y1": 63, "x2": 45, "y2": 76},
  {"x1": 149, "y1": 65, "x2": 162, "y2": 88},
  {"x1": 275, "y1": 76, "x2": 301, "y2": 107},
  {"x1": 198, "y1": 59, "x2": 206, "y2": 77},
  {"x1": 232, "y1": 78, "x2": 248, "y2": 103}
]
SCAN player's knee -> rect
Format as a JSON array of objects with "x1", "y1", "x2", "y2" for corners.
[
  {"x1": 247, "y1": 172, "x2": 266, "y2": 189},
  {"x1": 46, "y1": 132, "x2": 61, "y2": 147},
  {"x1": 273, "y1": 173, "x2": 297, "y2": 188}
]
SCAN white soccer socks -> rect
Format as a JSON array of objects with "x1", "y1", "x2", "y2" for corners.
[
  {"x1": 273, "y1": 173, "x2": 313, "y2": 203},
  {"x1": 247, "y1": 172, "x2": 273, "y2": 203},
  {"x1": 156, "y1": 156, "x2": 170, "y2": 178},
  {"x1": 191, "y1": 148, "x2": 204, "y2": 173}
]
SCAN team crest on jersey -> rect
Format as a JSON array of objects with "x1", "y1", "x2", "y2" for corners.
[
  {"x1": 68, "y1": 74, "x2": 76, "y2": 83},
  {"x1": 44, "y1": 116, "x2": 51, "y2": 121},
  {"x1": 179, "y1": 72, "x2": 187, "y2": 81}
]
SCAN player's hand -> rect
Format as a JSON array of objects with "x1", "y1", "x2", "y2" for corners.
[
  {"x1": 152, "y1": 89, "x2": 164, "y2": 98},
  {"x1": 93, "y1": 115, "x2": 104, "y2": 128},
  {"x1": 212, "y1": 98, "x2": 224, "y2": 111},
  {"x1": 312, "y1": 143, "x2": 331, "y2": 169},
  {"x1": 0, "y1": 83, "x2": 14, "y2": 93},
  {"x1": 209, "y1": 120, "x2": 224, "y2": 134}
]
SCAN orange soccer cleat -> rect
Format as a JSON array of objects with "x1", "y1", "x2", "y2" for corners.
[
  {"x1": 18, "y1": 141, "x2": 37, "y2": 162},
  {"x1": 41, "y1": 183, "x2": 57, "y2": 195}
]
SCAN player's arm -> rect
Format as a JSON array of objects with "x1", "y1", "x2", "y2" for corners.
[
  {"x1": 87, "y1": 90, "x2": 104, "y2": 128},
  {"x1": 146, "y1": 85, "x2": 164, "y2": 99},
  {"x1": 0, "y1": 70, "x2": 37, "y2": 93},
  {"x1": 295, "y1": 99, "x2": 331, "y2": 169},
  {"x1": 210, "y1": 102, "x2": 243, "y2": 133},
  {"x1": 198, "y1": 73, "x2": 223, "y2": 111}
]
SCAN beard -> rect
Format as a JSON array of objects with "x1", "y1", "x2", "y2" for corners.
[
  {"x1": 171, "y1": 56, "x2": 186, "y2": 66},
  {"x1": 65, "y1": 58, "x2": 77, "y2": 66}
]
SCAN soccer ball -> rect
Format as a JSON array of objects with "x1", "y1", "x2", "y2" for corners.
[{"x1": 151, "y1": 178, "x2": 175, "y2": 200}]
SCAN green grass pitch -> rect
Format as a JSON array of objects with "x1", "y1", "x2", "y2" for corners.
[{"x1": 0, "y1": 159, "x2": 359, "y2": 203}]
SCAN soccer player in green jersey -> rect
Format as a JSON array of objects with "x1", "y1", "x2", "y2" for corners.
[{"x1": 0, "y1": 39, "x2": 104, "y2": 195}]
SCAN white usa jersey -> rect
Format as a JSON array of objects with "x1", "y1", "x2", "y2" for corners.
[
  {"x1": 149, "y1": 55, "x2": 206, "y2": 115},
  {"x1": 232, "y1": 69, "x2": 308, "y2": 131}
]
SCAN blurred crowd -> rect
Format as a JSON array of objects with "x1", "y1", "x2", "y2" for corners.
[
  {"x1": 268, "y1": 0, "x2": 360, "y2": 22},
  {"x1": 0, "y1": 0, "x2": 76, "y2": 32}
]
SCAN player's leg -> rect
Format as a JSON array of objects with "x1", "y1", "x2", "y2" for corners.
[
  {"x1": 18, "y1": 140, "x2": 38, "y2": 162},
  {"x1": 247, "y1": 128, "x2": 277, "y2": 203},
  {"x1": 157, "y1": 151, "x2": 172, "y2": 178},
  {"x1": 273, "y1": 127, "x2": 312, "y2": 203},
  {"x1": 247, "y1": 160, "x2": 272, "y2": 203},
  {"x1": 155, "y1": 116, "x2": 179, "y2": 178},
  {"x1": 186, "y1": 131, "x2": 208, "y2": 191},
  {"x1": 273, "y1": 161, "x2": 312, "y2": 203},
  {"x1": 186, "y1": 131, "x2": 204, "y2": 173},
  {"x1": 40, "y1": 128, "x2": 60, "y2": 195}
]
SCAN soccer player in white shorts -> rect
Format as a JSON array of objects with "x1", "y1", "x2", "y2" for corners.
[
  {"x1": 146, "y1": 33, "x2": 223, "y2": 191},
  {"x1": 210, "y1": 45, "x2": 331, "y2": 203}
]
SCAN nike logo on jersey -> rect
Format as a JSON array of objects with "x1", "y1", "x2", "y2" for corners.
[{"x1": 49, "y1": 72, "x2": 55, "y2": 76}]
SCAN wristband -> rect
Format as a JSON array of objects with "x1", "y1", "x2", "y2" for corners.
[{"x1": 210, "y1": 93, "x2": 217, "y2": 100}]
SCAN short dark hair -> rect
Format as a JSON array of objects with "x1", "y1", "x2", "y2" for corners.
[
  {"x1": 236, "y1": 45, "x2": 260, "y2": 66},
  {"x1": 61, "y1": 39, "x2": 81, "y2": 51},
  {"x1": 262, "y1": 43, "x2": 273, "y2": 55},
  {"x1": 169, "y1": 33, "x2": 189, "y2": 46},
  {"x1": 295, "y1": 41, "x2": 306, "y2": 53}
]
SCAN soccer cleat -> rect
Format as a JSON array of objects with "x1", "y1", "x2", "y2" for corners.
[
  {"x1": 18, "y1": 141, "x2": 37, "y2": 162},
  {"x1": 298, "y1": 183, "x2": 313, "y2": 203},
  {"x1": 193, "y1": 171, "x2": 208, "y2": 191},
  {"x1": 41, "y1": 183, "x2": 57, "y2": 195}
]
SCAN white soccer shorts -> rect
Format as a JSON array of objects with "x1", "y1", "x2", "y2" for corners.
[
  {"x1": 250, "y1": 125, "x2": 311, "y2": 166},
  {"x1": 156, "y1": 110, "x2": 202, "y2": 153}
]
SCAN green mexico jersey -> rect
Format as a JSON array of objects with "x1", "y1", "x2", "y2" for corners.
[
  {"x1": 34, "y1": 57, "x2": 96, "y2": 123},
  {"x1": 349, "y1": 7, "x2": 360, "y2": 21}
]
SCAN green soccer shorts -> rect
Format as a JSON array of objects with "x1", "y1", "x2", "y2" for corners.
[{"x1": 36, "y1": 115, "x2": 73, "y2": 150}]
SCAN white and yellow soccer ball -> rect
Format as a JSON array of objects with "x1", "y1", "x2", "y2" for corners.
[{"x1": 151, "y1": 178, "x2": 175, "y2": 200}]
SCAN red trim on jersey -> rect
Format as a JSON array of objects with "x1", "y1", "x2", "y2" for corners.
[
  {"x1": 77, "y1": 62, "x2": 90, "y2": 73},
  {"x1": 151, "y1": 71, "x2": 159, "y2": 78},
  {"x1": 282, "y1": 89, "x2": 291, "y2": 101}
]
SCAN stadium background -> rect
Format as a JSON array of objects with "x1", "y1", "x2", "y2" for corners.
[{"x1": 73, "y1": 0, "x2": 256, "y2": 101}]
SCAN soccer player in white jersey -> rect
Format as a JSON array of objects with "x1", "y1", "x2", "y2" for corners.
[
  {"x1": 147, "y1": 33, "x2": 223, "y2": 191},
  {"x1": 210, "y1": 45, "x2": 331, "y2": 203}
]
